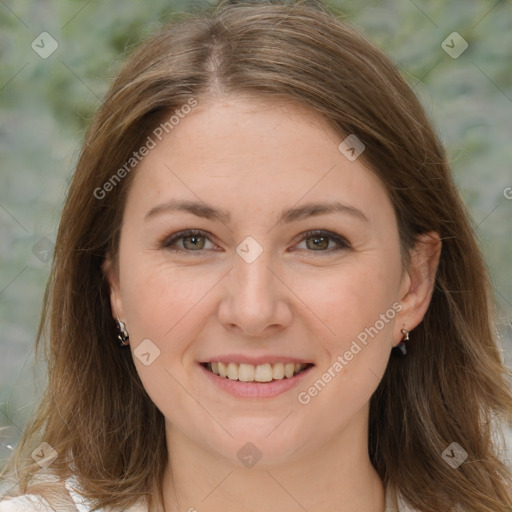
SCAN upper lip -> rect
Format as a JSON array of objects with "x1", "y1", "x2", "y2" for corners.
[{"x1": 200, "y1": 354, "x2": 314, "y2": 365}]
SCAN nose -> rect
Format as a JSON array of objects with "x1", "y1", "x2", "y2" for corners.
[{"x1": 217, "y1": 246, "x2": 293, "y2": 339}]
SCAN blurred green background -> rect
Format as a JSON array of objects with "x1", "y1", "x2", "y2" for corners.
[{"x1": 1, "y1": 0, "x2": 511, "y2": 467}]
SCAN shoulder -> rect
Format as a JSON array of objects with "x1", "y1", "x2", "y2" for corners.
[
  {"x1": 63, "y1": 476, "x2": 148, "y2": 512},
  {"x1": 0, "y1": 474, "x2": 146, "y2": 512}
]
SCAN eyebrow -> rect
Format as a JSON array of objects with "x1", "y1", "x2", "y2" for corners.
[{"x1": 144, "y1": 199, "x2": 369, "y2": 224}]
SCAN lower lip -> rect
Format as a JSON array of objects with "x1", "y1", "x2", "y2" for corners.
[{"x1": 199, "y1": 363, "x2": 314, "y2": 398}]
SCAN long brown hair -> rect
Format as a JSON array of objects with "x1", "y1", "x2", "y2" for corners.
[{"x1": 1, "y1": 1, "x2": 511, "y2": 511}]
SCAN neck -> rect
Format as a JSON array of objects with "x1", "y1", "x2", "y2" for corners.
[{"x1": 160, "y1": 410, "x2": 385, "y2": 512}]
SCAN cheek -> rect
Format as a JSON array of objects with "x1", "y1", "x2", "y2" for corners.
[
  {"x1": 121, "y1": 261, "x2": 213, "y2": 341},
  {"x1": 312, "y1": 263, "x2": 400, "y2": 340},
  {"x1": 307, "y1": 262, "x2": 401, "y2": 394},
  {"x1": 118, "y1": 261, "x2": 216, "y2": 404},
  {"x1": 294, "y1": 268, "x2": 399, "y2": 421}
]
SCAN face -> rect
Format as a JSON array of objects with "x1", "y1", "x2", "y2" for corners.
[{"x1": 107, "y1": 96, "x2": 418, "y2": 466}]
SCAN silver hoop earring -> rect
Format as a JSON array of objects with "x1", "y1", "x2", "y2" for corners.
[
  {"x1": 392, "y1": 328, "x2": 409, "y2": 357},
  {"x1": 117, "y1": 319, "x2": 130, "y2": 347}
]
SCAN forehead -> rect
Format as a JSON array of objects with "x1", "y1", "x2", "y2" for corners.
[{"x1": 124, "y1": 96, "x2": 395, "y2": 228}]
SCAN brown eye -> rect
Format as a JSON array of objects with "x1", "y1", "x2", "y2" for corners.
[
  {"x1": 161, "y1": 229, "x2": 215, "y2": 253},
  {"x1": 182, "y1": 234, "x2": 206, "y2": 250},
  {"x1": 305, "y1": 235, "x2": 330, "y2": 251},
  {"x1": 295, "y1": 230, "x2": 351, "y2": 253}
]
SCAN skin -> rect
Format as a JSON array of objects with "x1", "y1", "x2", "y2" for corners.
[{"x1": 105, "y1": 96, "x2": 441, "y2": 512}]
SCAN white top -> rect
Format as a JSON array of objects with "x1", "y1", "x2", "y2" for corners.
[
  {"x1": 0, "y1": 475, "x2": 417, "y2": 511},
  {"x1": 0, "y1": 475, "x2": 147, "y2": 512}
]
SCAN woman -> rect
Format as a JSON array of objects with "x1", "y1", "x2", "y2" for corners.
[{"x1": 1, "y1": 1, "x2": 511, "y2": 511}]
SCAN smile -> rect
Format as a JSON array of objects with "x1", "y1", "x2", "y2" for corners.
[{"x1": 202, "y1": 361, "x2": 312, "y2": 382}]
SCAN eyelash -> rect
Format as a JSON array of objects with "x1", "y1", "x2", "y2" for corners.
[{"x1": 160, "y1": 229, "x2": 351, "y2": 255}]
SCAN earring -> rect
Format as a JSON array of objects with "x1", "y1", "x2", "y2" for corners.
[
  {"x1": 117, "y1": 319, "x2": 130, "y2": 347},
  {"x1": 392, "y1": 328, "x2": 409, "y2": 357}
]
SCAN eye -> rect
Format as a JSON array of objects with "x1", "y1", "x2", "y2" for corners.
[
  {"x1": 161, "y1": 229, "x2": 217, "y2": 253},
  {"x1": 160, "y1": 228, "x2": 351, "y2": 255},
  {"x1": 293, "y1": 229, "x2": 351, "y2": 253}
]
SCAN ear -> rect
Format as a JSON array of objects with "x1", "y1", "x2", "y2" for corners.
[
  {"x1": 102, "y1": 253, "x2": 126, "y2": 322},
  {"x1": 396, "y1": 231, "x2": 442, "y2": 337}
]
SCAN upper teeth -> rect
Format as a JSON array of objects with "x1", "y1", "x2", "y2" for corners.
[{"x1": 208, "y1": 362, "x2": 308, "y2": 382}]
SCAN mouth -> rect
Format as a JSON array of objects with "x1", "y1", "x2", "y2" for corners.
[{"x1": 201, "y1": 361, "x2": 314, "y2": 382}]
